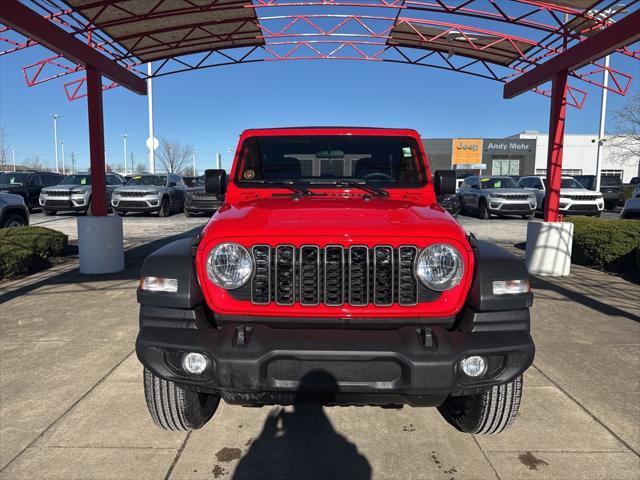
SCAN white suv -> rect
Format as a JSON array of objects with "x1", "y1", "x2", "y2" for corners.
[{"x1": 517, "y1": 176, "x2": 604, "y2": 216}]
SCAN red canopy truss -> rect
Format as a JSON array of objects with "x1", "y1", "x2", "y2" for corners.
[{"x1": 1, "y1": 0, "x2": 638, "y2": 106}]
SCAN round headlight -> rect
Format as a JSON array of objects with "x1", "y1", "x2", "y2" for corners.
[
  {"x1": 416, "y1": 243, "x2": 464, "y2": 291},
  {"x1": 206, "y1": 242, "x2": 253, "y2": 289}
]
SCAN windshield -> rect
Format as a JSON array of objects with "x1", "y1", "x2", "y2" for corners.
[
  {"x1": 480, "y1": 177, "x2": 518, "y2": 189},
  {"x1": 0, "y1": 173, "x2": 30, "y2": 185},
  {"x1": 574, "y1": 176, "x2": 594, "y2": 189},
  {"x1": 60, "y1": 174, "x2": 91, "y2": 185},
  {"x1": 601, "y1": 176, "x2": 621, "y2": 186},
  {"x1": 235, "y1": 136, "x2": 426, "y2": 187},
  {"x1": 542, "y1": 178, "x2": 585, "y2": 189},
  {"x1": 126, "y1": 175, "x2": 167, "y2": 186}
]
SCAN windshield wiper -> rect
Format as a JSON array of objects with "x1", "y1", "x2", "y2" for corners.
[
  {"x1": 320, "y1": 180, "x2": 389, "y2": 197},
  {"x1": 257, "y1": 180, "x2": 326, "y2": 197}
]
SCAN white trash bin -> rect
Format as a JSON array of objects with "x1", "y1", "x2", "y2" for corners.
[{"x1": 525, "y1": 221, "x2": 574, "y2": 276}]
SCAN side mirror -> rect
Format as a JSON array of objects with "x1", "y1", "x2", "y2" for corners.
[
  {"x1": 433, "y1": 170, "x2": 456, "y2": 196},
  {"x1": 205, "y1": 169, "x2": 227, "y2": 195}
]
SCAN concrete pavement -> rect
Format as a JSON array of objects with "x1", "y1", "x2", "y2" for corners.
[{"x1": 1, "y1": 218, "x2": 639, "y2": 479}]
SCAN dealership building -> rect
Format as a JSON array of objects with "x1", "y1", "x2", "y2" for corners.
[{"x1": 423, "y1": 132, "x2": 639, "y2": 183}]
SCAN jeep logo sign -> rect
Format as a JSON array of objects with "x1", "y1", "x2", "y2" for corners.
[{"x1": 452, "y1": 138, "x2": 483, "y2": 165}]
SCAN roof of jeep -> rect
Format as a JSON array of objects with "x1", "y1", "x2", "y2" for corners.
[{"x1": 240, "y1": 127, "x2": 421, "y2": 137}]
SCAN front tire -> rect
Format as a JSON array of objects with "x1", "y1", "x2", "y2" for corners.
[
  {"x1": 143, "y1": 368, "x2": 219, "y2": 431},
  {"x1": 437, "y1": 376, "x2": 523, "y2": 434},
  {"x1": 184, "y1": 210, "x2": 192, "y2": 218},
  {"x1": 1, "y1": 213, "x2": 27, "y2": 228},
  {"x1": 158, "y1": 197, "x2": 170, "y2": 217},
  {"x1": 43, "y1": 209, "x2": 56, "y2": 216},
  {"x1": 477, "y1": 200, "x2": 490, "y2": 220}
]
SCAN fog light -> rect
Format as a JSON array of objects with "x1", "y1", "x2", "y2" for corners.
[
  {"x1": 182, "y1": 352, "x2": 208, "y2": 375},
  {"x1": 460, "y1": 356, "x2": 487, "y2": 377},
  {"x1": 493, "y1": 279, "x2": 529, "y2": 295}
]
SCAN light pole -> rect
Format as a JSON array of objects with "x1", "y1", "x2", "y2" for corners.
[
  {"x1": 59, "y1": 141, "x2": 65, "y2": 174},
  {"x1": 122, "y1": 134, "x2": 129, "y2": 175},
  {"x1": 147, "y1": 63, "x2": 155, "y2": 174},
  {"x1": 11, "y1": 146, "x2": 15, "y2": 172},
  {"x1": 50, "y1": 113, "x2": 61, "y2": 172},
  {"x1": 216, "y1": 152, "x2": 222, "y2": 169}
]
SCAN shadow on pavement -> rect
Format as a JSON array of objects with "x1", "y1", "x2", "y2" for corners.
[
  {"x1": 0, "y1": 226, "x2": 203, "y2": 305},
  {"x1": 233, "y1": 371, "x2": 372, "y2": 480}
]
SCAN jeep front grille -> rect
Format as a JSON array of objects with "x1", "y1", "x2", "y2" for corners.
[{"x1": 248, "y1": 245, "x2": 430, "y2": 307}]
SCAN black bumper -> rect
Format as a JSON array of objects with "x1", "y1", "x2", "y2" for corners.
[{"x1": 136, "y1": 307, "x2": 534, "y2": 407}]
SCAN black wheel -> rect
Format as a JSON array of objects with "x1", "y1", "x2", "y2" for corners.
[
  {"x1": 438, "y1": 375, "x2": 523, "y2": 435},
  {"x1": 84, "y1": 199, "x2": 93, "y2": 216},
  {"x1": 143, "y1": 368, "x2": 219, "y2": 431},
  {"x1": 184, "y1": 210, "x2": 192, "y2": 218},
  {"x1": 43, "y1": 209, "x2": 56, "y2": 216},
  {"x1": 158, "y1": 197, "x2": 170, "y2": 217},
  {"x1": 477, "y1": 200, "x2": 490, "y2": 220},
  {"x1": 1, "y1": 213, "x2": 27, "y2": 228}
]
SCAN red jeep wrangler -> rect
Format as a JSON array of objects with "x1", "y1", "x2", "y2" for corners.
[{"x1": 136, "y1": 127, "x2": 534, "y2": 434}]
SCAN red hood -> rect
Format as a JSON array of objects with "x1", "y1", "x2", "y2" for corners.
[{"x1": 202, "y1": 196, "x2": 467, "y2": 240}]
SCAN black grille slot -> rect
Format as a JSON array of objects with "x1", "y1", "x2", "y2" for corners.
[
  {"x1": 119, "y1": 191, "x2": 148, "y2": 197},
  {"x1": 275, "y1": 245, "x2": 295, "y2": 305},
  {"x1": 373, "y1": 246, "x2": 394, "y2": 306},
  {"x1": 348, "y1": 246, "x2": 369, "y2": 306},
  {"x1": 398, "y1": 246, "x2": 418, "y2": 305},
  {"x1": 324, "y1": 246, "x2": 345, "y2": 305},
  {"x1": 251, "y1": 246, "x2": 271, "y2": 305},
  {"x1": 299, "y1": 246, "x2": 320, "y2": 305}
]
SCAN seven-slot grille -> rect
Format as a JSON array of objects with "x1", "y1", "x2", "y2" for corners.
[
  {"x1": 45, "y1": 190, "x2": 71, "y2": 197},
  {"x1": 249, "y1": 245, "x2": 421, "y2": 307},
  {"x1": 563, "y1": 194, "x2": 600, "y2": 201},
  {"x1": 119, "y1": 191, "x2": 151, "y2": 197}
]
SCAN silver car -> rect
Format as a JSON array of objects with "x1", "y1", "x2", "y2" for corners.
[
  {"x1": 0, "y1": 192, "x2": 29, "y2": 228},
  {"x1": 112, "y1": 174, "x2": 186, "y2": 217},
  {"x1": 39, "y1": 172, "x2": 125, "y2": 215},
  {"x1": 518, "y1": 176, "x2": 604, "y2": 217},
  {"x1": 458, "y1": 175, "x2": 537, "y2": 219}
]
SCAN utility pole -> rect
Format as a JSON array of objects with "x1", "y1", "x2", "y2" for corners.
[
  {"x1": 59, "y1": 141, "x2": 65, "y2": 174},
  {"x1": 50, "y1": 113, "x2": 61, "y2": 172},
  {"x1": 147, "y1": 63, "x2": 155, "y2": 174},
  {"x1": 122, "y1": 134, "x2": 129, "y2": 175},
  {"x1": 216, "y1": 152, "x2": 222, "y2": 170},
  {"x1": 130, "y1": 152, "x2": 134, "y2": 173},
  {"x1": 11, "y1": 146, "x2": 15, "y2": 172}
]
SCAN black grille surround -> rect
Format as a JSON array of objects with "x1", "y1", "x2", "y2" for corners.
[{"x1": 239, "y1": 244, "x2": 440, "y2": 307}]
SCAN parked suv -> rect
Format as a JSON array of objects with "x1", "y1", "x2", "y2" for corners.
[
  {"x1": 518, "y1": 175, "x2": 604, "y2": 216},
  {"x1": 40, "y1": 172, "x2": 125, "y2": 215},
  {"x1": 112, "y1": 174, "x2": 186, "y2": 216},
  {"x1": 136, "y1": 127, "x2": 534, "y2": 435},
  {"x1": 573, "y1": 174, "x2": 625, "y2": 210},
  {"x1": 0, "y1": 171, "x2": 63, "y2": 211},
  {"x1": 0, "y1": 192, "x2": 29, "y2": 228},
  {"x1": 458, "y1": 175, "x2": 536, "y2": 219},
  {"x1": 183, "y1": 176, "x2": 224, "y2": 217}
]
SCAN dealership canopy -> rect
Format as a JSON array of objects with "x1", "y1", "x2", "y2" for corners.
[{"x1": 1, "y1": 0, "x2": 639, "y2": 221}]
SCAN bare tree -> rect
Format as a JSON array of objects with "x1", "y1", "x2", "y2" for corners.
[
  {"x1": 134, "y1": 163, "x2": 146, "y2": 174},
  {"x1": 24, "y1": 154, "x2": 45, "y2": 171},
  {"x1": 156, "y1": 137, "x2": 194, "y2": 174},
  {"x1": 606, "y1": 93, "x2": 640, "y2": 167},
  {"x1": 181, "y1": 165, "x2": 196, "y2": 177},
  {"x1": 0, "y1": 127, "x2": 8, "y2": 167}
]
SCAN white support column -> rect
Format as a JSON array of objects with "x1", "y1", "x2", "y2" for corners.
[
  {"x1": 147, "y1": 63, "x2": 155, "y2": 174},
  {"x1": 594, "y1": 55, "x2": 610, "y2": 192}
]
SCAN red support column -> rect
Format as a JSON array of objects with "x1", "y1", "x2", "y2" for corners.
[
  {"x1": 86, "y1": 66, "x2": 107, "y2": 216},
  {"x1": 543, "y1": 70, "x2": 568, "y2": 223}
]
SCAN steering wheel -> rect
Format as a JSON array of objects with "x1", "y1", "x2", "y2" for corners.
[{"x1": 363, "y1": 172, "x2": 394, "y2": 182}]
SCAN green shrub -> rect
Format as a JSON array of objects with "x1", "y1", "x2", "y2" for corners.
[
  {"x1": 0, "y1": 241, "x2": 45, "y2": 278},
  {"x1": 0, "y1": 226, "x2": 67, "y2": 259},
  {"x1": 567, "y1": 216, "x2": 640, "y2": 275}
]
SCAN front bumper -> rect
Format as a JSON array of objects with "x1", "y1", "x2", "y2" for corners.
[
  {"x1": 136, "y1": 306, "x2": 534, "y2": 406},
  {"x1": 40, "y1": 194, "x2": 89, "y2": 211},
  {"x1": 487, "y1": 199, "x2": 536, "y2": 215},
  {"x1": 559, "y1": 199, "x2": 604, "y2": 215},
  {"x1": 112, "y1": 195, "x2": 161, "y2": 212}
]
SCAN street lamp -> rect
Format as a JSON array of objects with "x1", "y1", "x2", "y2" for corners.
[
  {"x1": 11, "y1": 146, "x2": 16, "y2": 172},
  {"x1": 50, "y1": 113, "x2": 62, "y2": 173},
  {"x1": 59, "y1": 141, "x2": 65, "y2": 174},
  {"x1": 122, "y1": 134, "x2": 129, "y2": 175}
]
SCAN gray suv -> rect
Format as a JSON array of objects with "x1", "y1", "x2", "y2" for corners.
[
  {"x1": 39, "y1": 172, "x2": 125, "y2": 215},
  {"x1": 112, "y1": 174, "x2": 186, "y2": 217},
  {"x1": 0, "y1": 192, "x2": 29, "y2": 228},
  {"x1": 458, "y1": 175, "x2": 537, "y2": 219}
]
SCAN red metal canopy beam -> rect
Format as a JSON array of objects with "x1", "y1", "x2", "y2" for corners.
[
  {"x1": 504, "y1": 9, "x2": 640, "y2": 99},
  {"x1": 0, "y1": 0, "x2": 146, "y2": 95}
]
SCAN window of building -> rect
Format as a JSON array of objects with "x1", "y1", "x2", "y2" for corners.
[
  {"x1": 493, "y1": 159, "x2": 520, "y2": 176},
  {"x1": 600, "y1": 169, "x2": 623, "y2": 178}
]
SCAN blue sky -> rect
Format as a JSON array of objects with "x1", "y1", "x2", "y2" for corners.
[{"x1": 1, "y1": 43, "x2": 638, "y2": 172}]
